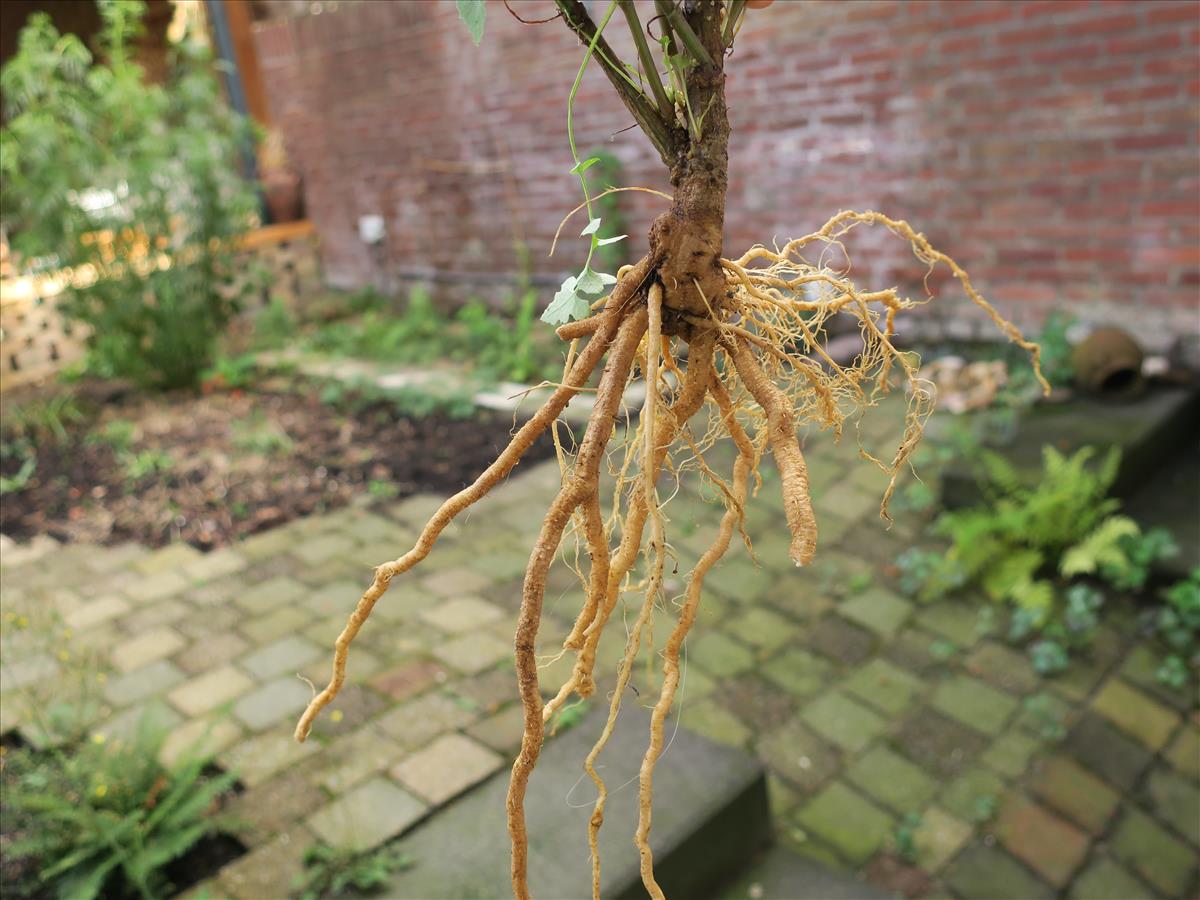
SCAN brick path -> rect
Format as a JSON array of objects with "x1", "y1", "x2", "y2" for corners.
[{"x1": 1, "y1": 416, "x2": 1197, "y2": 899}]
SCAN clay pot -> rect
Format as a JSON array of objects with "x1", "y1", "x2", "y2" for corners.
[
  {"x1": 262, "y1": 172, "x2": 303, "y2": 224},
  {"x1": 1072, "y1": 327, "x2": 1145, "y2": 397}
]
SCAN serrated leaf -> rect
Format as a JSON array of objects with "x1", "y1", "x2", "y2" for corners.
[
  {"x1": 569, "y1": 157, "x2": 600, "y2": 175},
  {"x1": 580, "y1": 217, "x2": 601, "y2": 236},
  {"x1": 596, "y1": 271, "x2": 617, "y2": 285},
  {"x1": 541, "y1": 276, "x2": 589, "y2": 325},
  {"x1": 596, "y1": 234, "x2": 626, "y2": 246},
  {"x1": 456, "y1": 0, "x2": 486, "y2": 46},
  {"x1": 575, "y1": 268, "x2": 606, "y2": 295}
]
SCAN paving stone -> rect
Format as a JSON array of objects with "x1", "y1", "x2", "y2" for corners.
[
  {"x1": 95, "y1": 699, "x2": 183, "y2": 746},
  {"x1": 182, "y1": 548, "x2": 249, "y2": 583},
  {"x1": 307, "y1": 684, "x2": 391, "y2": 740},
  {"x1": 64, "y1": 593, "x2": 131, "y2": 630},
  {"x1": 893, "y1": 707, "x2": 988, "y2": 779},
  {"x1": 843, "y1": 658, "x2": 924, "y2": 715},
  {"x1": 104, "y1": 659, "x2": 186, "y2": 707},
  {"x1": 431, "y1": 631, "x2": 510, "y2": 674},
  {"x1": 391, "y1": 733, "x2": 504, "y2": 805},
  {"x1": 994, "y1": 794, "x2": 1089, "y2": 888},
  {"x1": 760, "y1": 648, "x2": 832, "y2": 699},
  {"x1": 981, "y1": 729, "x2": 1040, "y2": 778},
  {"x1": 911, "y1": 806, "x2": 972, "y2": 873},
  {"x1": 939, "y1": 766, "x2": 1007, "y2": 824},
  {"x1": 167, "y1": 665, "x2": 256, "y2": 717},
  {"x1": 122, "y1": 598, "x2": 192, "y2": 631},
  {"x1": 452, "y1": 667, "x2": 521, "y2": 715},
  {"x1": 240, "y1": 636, "x2": 323, "y2": 681},
  {"x1": 757, "y1": 717, "x2": 839, "y2": 793},
  {"x1": 225, "y1": 772, "x2": 327, "y2": 846},
  {"x1": 289, "y1": 531, "x2": 357, "y2": 567},
  {"x1": 1063, "y1": 713, "x2": 1153, "y2": 791},
  {"x1": 307, "y1": 776, "x2": 427, "y2": 852},
  {"x1": 303, "y1": 579, "x2": 365, "y2": 619},
  {"x1": 724, "y1": 606, "x2": 800, "y2": 651},
  {"x1": 838, "y1": 587, "x2": 913, "y2": 637},
  {"x1": 916, "y1": 603, "x2": 980, "y2": 647},
  {"x1": 943, "y1": 844, "x2": 1053, "y2": 900},
  {"x1": 237, "y1": 528, "x2": 297, "y2": 561},
  {"x1": 1029, "y1": 754, "x2": 1120, "y2": 834},
  {"x1": 1164, "y1": 723, "x2": 1200, "y2": 780},
  {"x1": 370, "y1": 658, "x2": 448, "y2": 701},
  {"x1": 793, "y1": 781, "x2": 895, "y2": 865},
  {"x1": 220, "y1": 731, "x2": 319, "y2": 787},
  {"x1": 135, "y1": 542, "x2": 205, "y2": 576},
  {"x1": 233, "y1": 676, "x2": 313, "y2": 730},
  {"x1": 884, "y1": 627, "x2": 948, "y2": 676},
  {"x1": 311, "y1": 723, "x2": 406, "y2": 794},
  {"x1": 235, "y1": 575, "x2": 307, "y2": 615},
  {"x1": 931, "y1": 676, "x2": 1018, "y2": 736},
  {"x1": 1110, "y1": 807, "x2": 1196, "y2": 896},
  {"x1": 123, "y1": 570, "x2": 190, "y2": 604},
  {"x1": 1090, "y1": 677, "x2": 1180, "y2": 751},
  {"x1": 806, "y1": 616, "x2": 876, "y2": 666},
  {"x1": 374, "y1": 690, "x2": 477, "y2": 751},
  {"x1": 801, "y1": 691, "x2": 887, "y2": 753},
  {"x1": 0, "y1": 652, "x2": 60, "y2": 691},
  {"x1": 712, "y1": 675, "x2": 799, "y2": 733},
  {"x1": 705, "y1": 559, "x2": 774, "y2": 601},
  {"x1": 1142, "y1": 765, "x2": 1200, "y2": 847},
  {"x1": 845, "y1": 744, "x2": 938, "y2": 813},
  {"x1": 159, "y1": 716, "x2": 243, "y2": 769},
  {"x1": 467, "y1": 703, "x2": 525, "y2": 754},
  {"x1": 110, "y1": 627, "x2": 186, "y2": 673},
  {"x1": 815, "y1": 480, "x2": 879, "y2": 524},
  {"x1": 689, "y1": 631, "x2": 756, "y2": 678},
  {"x1": 964, "y1": 641, "x2": 1039, "y2": 695},
  {"x1": 678, "y1": 698, "x2": 751, "y2": 748},
  {"x1": 240, "y1": 606, "x2": 313, "y2": 645},
  {"x1": 420, "y1": 567, "x2": 494, "y2": 598},
  {"x1": 1068, "y1": 856, "x2": 1155, "y2": 900},
  {"x1": 419, "y1": 596, "x2": 505, "y2": 634},
  {"x1": 218, "y1": 826, "x2": 312, "y2": 899},
  {"x1": 174, "y1": 631, "x2": 251, "y2": 675}
]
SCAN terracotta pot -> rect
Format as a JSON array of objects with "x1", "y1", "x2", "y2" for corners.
[
  {"x1": 1072, "y1": 327, "x2": 1145, "y2": 397},
  {"x1": 262, "y1": 173, "x2": 303, "y2": 224}
]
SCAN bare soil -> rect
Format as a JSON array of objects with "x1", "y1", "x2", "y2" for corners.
[{"x1": 0, "y1": 383, "x2": 564, "y2": 550}]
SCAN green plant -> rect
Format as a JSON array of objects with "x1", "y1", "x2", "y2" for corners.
[
  {"x1": 233, "y1": 416, "x2": 294, "y2": 457},
  {"x1": 309, "y1": 290, "x2": 449, "y2": 364},
  {"x1": 1029, "y1": 639, "x2": 1069, "y2": 676},
  {"x1": 0, "y1": 439, "x2": 37, "y2": 494},
  {"x1": 367, "y1": 479, "x2": 399, "y2": 500},
  {"x1": 123, "y1": 448, "x2": 172, "y2": 481},
  {"x1": 292, "y1": 842, "x2": 412, "y2": 900},
  {"x1": 201, "y1": 354, "x2": 260, "y2": 392},
  {"x1": 457, "y1": 291, "x2": 560, "y2": 383},
  {"x1": 4, "y1": 394, "x2": 85, "y2": 446},
  {"x1": 1154, "y1": 568, "x2": 1200, "y2": 690},
  {"x1": 549, "y1": 700, "x2": 590, "y2": 735},
  {"x1": 3, "y1": 716, "x2": 236, "y2": 900},
  {"x1": 892, "y1": 812, "x2": 922, "y2": 863},
  {"x1": 584, "y1": 149, "x2": 629, "y2": 275},
  {"x1": 87, "y1": 419, "x2": 136, "y2": 453},
  {"x1": 1035, "y1": 311, "x2": 1076, "y2": 389},
  {"x1": 253, "y1": 298, "x2": 298, "y2": 349},
  {"x1": 1, "y1": 0, "x2": 256, "y2": 389}
]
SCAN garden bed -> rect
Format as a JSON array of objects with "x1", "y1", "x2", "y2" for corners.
[{"x1": 0, "y1": 381, "x2": 565, "y2": 550}]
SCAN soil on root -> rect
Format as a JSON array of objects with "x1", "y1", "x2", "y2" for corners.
[{"x1": 0, "y1": 387, "x2": 566, "y2": 550}]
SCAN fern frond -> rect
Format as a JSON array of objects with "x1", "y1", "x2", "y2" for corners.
[{"x1": 1061, "y1": 516, "x2": 1139, "y2": 577}]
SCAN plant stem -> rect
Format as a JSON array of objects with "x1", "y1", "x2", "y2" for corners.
[
  {"x1": 621, "y1": 2, "x2": 674, "y2": 122},
  {"x1": 722, "y1": 0, "x2": 747, "y2": 47},
  {"x1": 658, "y1": 1, "x2": 714, "y2": 67}
]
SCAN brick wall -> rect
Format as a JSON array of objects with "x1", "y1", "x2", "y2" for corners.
[{"x1": 253, "y1": 0, "x2": 1199, "y2": 345}]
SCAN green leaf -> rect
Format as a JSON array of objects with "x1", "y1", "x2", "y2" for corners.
[
  {"x1": 580, "y1": 217, "x2": 601, "y2": 236},
  {"x1": 596, "y1": 234, "x2": 626, "y2": 246},
  {"x1": 541, "y1": 275, "x2": 589, "y2": 326},
  {"x1": 574, "y1": 268, "x2": 616, "y2": 295},
  {"x1": 569, "y1": 156, "x2": 600, "y2": 175},
  {"x1": 456, "y1": 0, "x2": 486, "y2": 46}
]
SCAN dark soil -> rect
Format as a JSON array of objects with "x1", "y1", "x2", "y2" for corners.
[{"x1": 0, "y1": 383, "x2": 566, "y2": 550}]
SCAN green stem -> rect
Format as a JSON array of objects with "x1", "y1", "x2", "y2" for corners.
[
  {"x1": 660, "y1": 2, "x2": 714, "y2": 67},
  {"x1": 621, "y1": 1, "x2": 674, "y2": 122},
  {"x1": 722, "y1": 0, "x2": 747, "y2": 47}
]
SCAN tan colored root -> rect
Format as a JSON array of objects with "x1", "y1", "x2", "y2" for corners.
[
  {"x1": 541, "y1": 329, "x2": 717, "y2": 723},
  {"x1": 727, "y1": 335, "x2": 817, "y2": 567},
  {"x1": 293, "y1": 255, "x2": 652, "y2": 743},
  {"x1": 636, "y1": 373, "x2": 756, "y2": 899},
  {"x1": 507, "y1": 307, "x2": 648, "y2": 900}
]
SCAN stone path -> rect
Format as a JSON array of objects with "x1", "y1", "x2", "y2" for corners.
[{"x1": 1, "y1": 411, "x2": 1197, "y2": 899}]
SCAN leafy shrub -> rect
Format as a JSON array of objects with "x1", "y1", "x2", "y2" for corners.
[
  {"x1": 3, "y1": 717, "x2": 236, "y2": 899},
  {"x1": 4, "y1": 394, "x2": 86, "y2": 446},
  {"x1": 293, "y1": 843, "x2": 412, "y2": 900},
  {"x1": 0, "y1": 0, "x2": 256, "y2": 389},
  {"x1": 1155, "y1": 569, "x2": 1200, "y2": 690},
  {"x1": 201, "y1": 354, "x2": 260, "y2": 392}
]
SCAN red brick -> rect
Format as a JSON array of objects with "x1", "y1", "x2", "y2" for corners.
[{"x1": 995, "y1": 795, "x2": 1091, "y2": 888}]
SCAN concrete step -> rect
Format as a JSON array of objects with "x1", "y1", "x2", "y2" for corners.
[
  {"x1": 382, "y1": 704, "x2": 770, "y2": 898},
  {"x1": 717, "y1": 846, "x2": 894, "y2": 900}
]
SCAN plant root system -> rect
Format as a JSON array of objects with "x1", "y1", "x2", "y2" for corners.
[{"x1": 295, "y1": 210, "x2": 1047, "y2": 899}]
